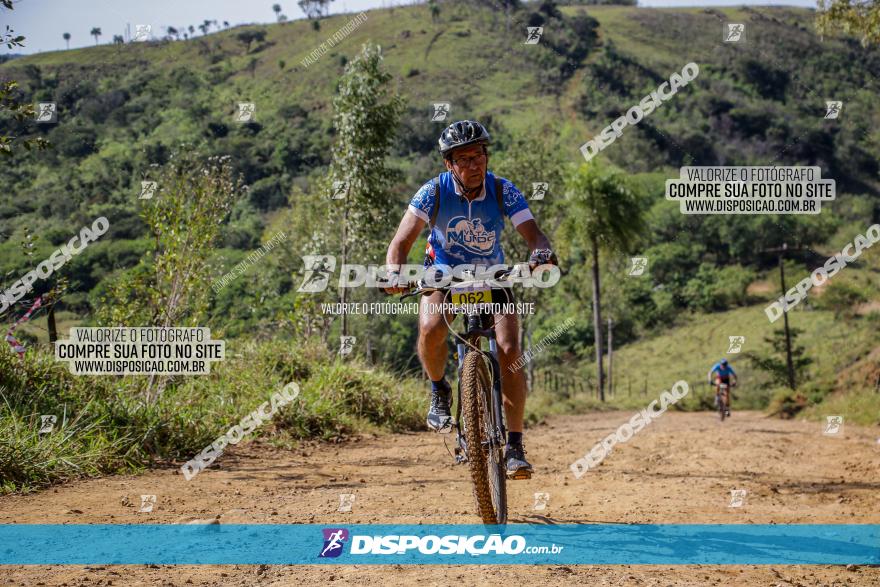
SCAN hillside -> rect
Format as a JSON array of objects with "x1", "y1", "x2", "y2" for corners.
[{"x1": 1, "y1": 1, "x2": 879, "y2": 421}]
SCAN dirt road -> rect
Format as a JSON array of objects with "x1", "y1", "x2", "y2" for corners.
[{"x1": 2, "y1": 411, "x2": 879, "y2": 586}]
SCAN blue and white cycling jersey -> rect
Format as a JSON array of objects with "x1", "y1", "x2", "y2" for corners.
[
  {"x1": 407, "y1": 171, "x2": 533, "y2": 267},
  {"x1": 709, "y1": 362, "x2": 737, "y2": 380}
]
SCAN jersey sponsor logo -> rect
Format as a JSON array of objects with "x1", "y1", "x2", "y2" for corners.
[{"x1": 445, "y1": 216, "x2": 496, "y2": 255}]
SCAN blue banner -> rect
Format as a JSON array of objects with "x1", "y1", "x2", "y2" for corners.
[{"x1": 0, "y1": 524, "x2": 877, "y2": 565}]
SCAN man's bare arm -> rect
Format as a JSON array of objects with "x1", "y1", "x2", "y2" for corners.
[
  {"x1": 385, "y1": 211, "x2": 426, "y2": 292},
  {"x1": 514, "y1": 219, "x2": 552, "y2": 252}
]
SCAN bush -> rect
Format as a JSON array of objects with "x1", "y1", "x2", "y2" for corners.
[
  {"x1": 814, "y1": 279, "x2": 869, "y2": 318},
  {"x1": 0, "y1": 339, "x2": 426, "y2": 493},
  {"x1": 767, "y1": 388, "x2": 809, "y2": 419},
  {"x1": 683, "y1": 264, "x2": 756, "y2": 312}
]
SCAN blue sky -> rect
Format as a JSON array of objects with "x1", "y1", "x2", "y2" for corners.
[{"x1": 4, "y1": 0, "x2": 816, "y2": 54}]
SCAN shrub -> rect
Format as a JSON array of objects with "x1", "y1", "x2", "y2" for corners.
[
  {"x1": 814, "y1": 279, "x2": 869, "y2": 318},
  {"x1": 683, "y1": 264, "x2": 756, "y2": 312}
]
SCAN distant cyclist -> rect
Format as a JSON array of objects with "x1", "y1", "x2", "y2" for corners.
[
  {"x1": 708, "y1": 358, "x2": 737, "y2": 417},
  {"x1": 383, "y1": 120, "x2": 557, "y2": 479}
]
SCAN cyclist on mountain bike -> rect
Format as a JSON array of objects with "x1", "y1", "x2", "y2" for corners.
[
  {"x1": 384, "y1": 120, "x2": 557, "y2": 479},
  {"x1": 708, "y1": 358, "x2": 737, "y2": 417}
]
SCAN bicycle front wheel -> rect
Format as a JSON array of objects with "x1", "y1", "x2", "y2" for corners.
[{"x1": 460, "y1": 348, "x2": 507, "y2": 525}]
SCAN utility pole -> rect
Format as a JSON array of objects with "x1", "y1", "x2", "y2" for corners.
[
  {"x1": 591, "y1": 238, "x2": 605, "y2": 401},
  {"x1": 778, "y1": 244, "x2": 796, "y2": 389},
  {"x1": 607, "y1": 317, "x2": 613, "y2": 398},
  {"x1": 47, "y1": 304, "x2": 57, "y2": 343},
  {"x1": 762, "y1": 244, "x2": 798, "y2": 390}
]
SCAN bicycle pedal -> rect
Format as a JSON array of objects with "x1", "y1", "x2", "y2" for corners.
[{"x1": 507, "y1": 470, "x2": 532, "y2": 480}]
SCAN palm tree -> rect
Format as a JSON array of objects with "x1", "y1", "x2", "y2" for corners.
[
  {"x1": 272, "y1": 3, "x2": 282, "y2": 21},
  {"x1": 62, "y1": 32, "x2": 70, "y2": 49},
  {"x1": 166, "y1": 26, "x2": 179, "y2": 40},
  {"x1": 188, "y1": 25, "x2": 195, "y2": 36},
  {"x1": 561, "y1": 162, "x2": 645, "y2": 401},
  {"x1": 90, "y1": 27, "x2": 102, "y2": 45}
]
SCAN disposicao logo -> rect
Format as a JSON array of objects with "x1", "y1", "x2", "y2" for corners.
[{"x1": 319, "y1": 528, "x2": 349, "y2": 558}]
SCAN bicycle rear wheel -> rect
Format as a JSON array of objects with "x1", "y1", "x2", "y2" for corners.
[{"x1": 460, "y1": 348, "x2": 507, "y2": 525}]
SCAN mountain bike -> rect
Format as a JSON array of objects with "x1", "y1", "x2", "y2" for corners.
[
  {"x1": 715, "y1": 381, "x2": 734, "y2": 421},
  {"x1": 401, "y1": 270, "x2": 514, "y2": 525}
]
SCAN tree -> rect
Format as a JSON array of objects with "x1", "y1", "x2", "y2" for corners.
[
  {"x1": 12, "y1": 229, "x2": 68, "y2": 344},
  {"x1": 188, "y1": 25, "x2": 195, "y2": 36},
  {"x1": 223, "y1": 21, "x2": 230, "y2": 28},
  {"x1": 493, "y1": 127, "x2": 566, "y2": 390},
  {"x1": 113, "y1": 34, "x2": 124, "y2": 45},
  {"x1": 299, "y1": 0, "x2": 334, "y2": 19},
  {"x1": 246, "y1": 57, "x2": 259, "y2": 78},
  {"x1": 99, "y1": 153, "x2": 242, "y2": 330},
  {"x1": 236, "y1": 29, "x2": 267, "y2": 54},
  {"x1": 0, "y1": 3, "x2": 24, "y2": 52},
  {"x1": 90, "y1": 27, "x2": 102, "y2": 45},
  {"x1": 815, "y1": 279, "x2": 869, "y2": 319},
  {"x1": 273, "y1": 3, "x2": 283, "y2": 21},
  {"x1": 0, "y1": 3, "x2": 50, "y2": 157},
  {"x1": 98, "y1": 153, "x2": 243, "y2": 400},
  {"x1": 744, "y1": 327, "x2": 812, "y2": 390},
  {"x1": 63, "y1": 32, "x2": 70, "y2": 49},
  {"x1": 817, "y1": 0, "x2": 880, "y2": 46},
  {"x1": 560, "y1": 162, "x2": 645, "y2": 401},
  {"x1": 327, "y1": 43, "x2": 404, "y2": 335},
  {"x1": 428, "y1": 0, "x2": 440, "y2": 23}
]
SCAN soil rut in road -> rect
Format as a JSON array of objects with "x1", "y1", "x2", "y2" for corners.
[{"x1": 2, "y1": 411, "x2": 879, "y2": 586}]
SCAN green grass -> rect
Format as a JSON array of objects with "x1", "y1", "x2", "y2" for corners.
[
  {"x1": 0, "y1": 338, "x2": 427, "y2": 493},
  {"x1": 562, "y1": 249, "x2": 880, "y2": 421},
  {"x1": 802, "y1": 388, "x2": 880, "y2": 427}
]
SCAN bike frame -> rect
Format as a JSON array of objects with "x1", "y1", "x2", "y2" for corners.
[{"x1": 717, "y1": 383, "x2": 729, "y2": 406}]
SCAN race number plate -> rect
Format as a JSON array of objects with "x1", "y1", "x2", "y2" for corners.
[
  {"x1": 450, "y1": 289, "x2": 490, "y2": 305},
  {"x1": 450, "y1": 283, "x2": 491, "y2": 307}
]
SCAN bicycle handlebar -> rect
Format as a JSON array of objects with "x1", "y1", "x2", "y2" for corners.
[{"x1": 396, "y1": 268, "x2": 517, "y2": 301}]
